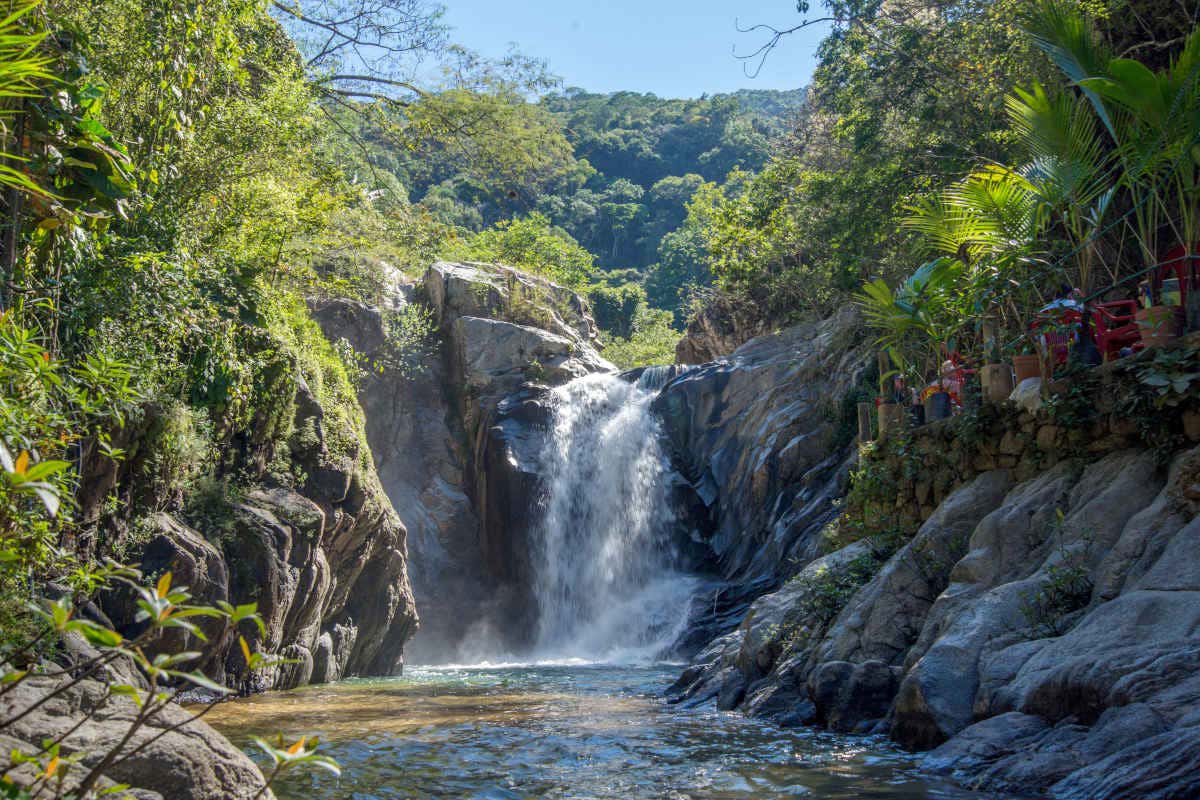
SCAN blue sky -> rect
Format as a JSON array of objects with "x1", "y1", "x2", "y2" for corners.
[{"x1": 439, "y1": 0, "x2": 829, "y2": 98}]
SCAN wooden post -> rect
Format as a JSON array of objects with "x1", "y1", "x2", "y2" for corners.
[{"x1": 857, "y1": 401, "x2": 874, "y2": 444}]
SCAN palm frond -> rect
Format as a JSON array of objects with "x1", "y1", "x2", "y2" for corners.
[{"x1": 1023, "y1": 0, "x2": 1115, "y2": 139}]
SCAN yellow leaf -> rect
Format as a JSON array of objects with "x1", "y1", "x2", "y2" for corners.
[
  {"x1": 286, "y1": 737, "x2": 306, "y2": 755},
  {"x1": 46, "y1": 756, "x2": 58, "y2": 777},
  {"x1": 239, "y1": 636, "x2": 251, "y2": 664},
  {"x1": 13, "y1": 451, "x2": 28, "y2": 475},
  {"x1": 156, "y1": 571, "x2": 172, "y2": 599}
]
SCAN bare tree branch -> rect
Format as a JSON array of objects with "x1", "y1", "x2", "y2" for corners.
[
  {"x1": 734, "y1": 16, "x2": 840, "y2": 78},
  {"x1": 270, "y1": 0, "x2": 448, "y2": 100}
]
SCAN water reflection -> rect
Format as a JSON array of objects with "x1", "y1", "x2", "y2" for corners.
[{"x1": 203, "y1": 664, "x2": 1013, "y2": 800}]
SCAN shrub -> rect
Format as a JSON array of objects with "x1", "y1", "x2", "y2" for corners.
[
  {"x1": 600, "y1": 307, "x2": 680, "y2": 369},
  {"x1": 788, "y1": 550, "x2": 884, "y2": 629}
]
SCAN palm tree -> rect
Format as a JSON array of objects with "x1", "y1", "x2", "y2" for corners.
[
  {"x1": 905, "y1": 79, "x2": 1116, "y2": 290},
  {"x1": 1006, "y1": 82, "x2": 1117, "y2": 293},
  {"x1": 856, "y1": 256, "x2": 969, "y2": 392},
  {"x1": 1027, "y1": 0, "x2": 1200, "y2": 276}
]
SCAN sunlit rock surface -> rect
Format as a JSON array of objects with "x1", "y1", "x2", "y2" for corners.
[{"x1": 668, "y1": 314, "x2": 1200, "y2": 799}]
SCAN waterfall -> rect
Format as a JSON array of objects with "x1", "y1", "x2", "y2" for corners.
[
  {"x1": 531, "y1": 372, "x2": 695, "y2": 663},
  {"x1": 634, "y1": 364, "x2": 696, "y2": 392}
]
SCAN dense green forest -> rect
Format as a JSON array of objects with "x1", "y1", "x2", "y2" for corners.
[
  {"x1": 317, "y1": 86, "x2": 806, "y2": 349},
  {"x1": 0, "y1": 0, "x2": 1194, "y2": 598}
]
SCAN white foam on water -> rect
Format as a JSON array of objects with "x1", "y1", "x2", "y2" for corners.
[{"x1": 528, "y1": 372, "x2": 695, "y2": 665}]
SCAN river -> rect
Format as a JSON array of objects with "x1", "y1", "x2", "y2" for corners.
[
  {"x1": 204, "y1": 662, "x2": 1012, "y2": 800},
  {"x1": 206, "y1": 372, "x2": 1017, "y2": 799}
]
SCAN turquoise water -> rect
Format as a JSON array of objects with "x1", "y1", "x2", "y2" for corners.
[{"x1": 204, "y1": 663, "x2": 1007, "y2": 800}]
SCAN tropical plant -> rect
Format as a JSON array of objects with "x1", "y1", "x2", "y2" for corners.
[
  {"x1": 904, "y1": 73, "x2": 1120, "y2": 305},
  {"x1": 1028, "y1": 1, "x2": 1200, "y2": 274},
  {"x1": 0, "y1": 0, "x2": 53, "y2": 199},
  {"x1": 855, "y1": 257, "x2": 970, "y2": 391},
  {"x1": 1007, "y1": 82, "x2": 1118, "y2": 292}
]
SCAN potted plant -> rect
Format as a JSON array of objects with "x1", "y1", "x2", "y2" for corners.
[
  {"x1": 922, "y1": 356, "x2": 954, "y2": 422},
  {"x1": 1136, "y1": 281, "x2": 1182, "y2": 349},
  {"x1": 856, "y1": 258, "x2": 968, "y2": 428},
  {"x1": 1012, "y1": 338, "x2": 1041, "y2": 385}
]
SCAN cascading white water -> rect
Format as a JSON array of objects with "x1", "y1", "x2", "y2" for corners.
[{"x1": 531, "y1": 371, "x2": 695, "y2": 663}]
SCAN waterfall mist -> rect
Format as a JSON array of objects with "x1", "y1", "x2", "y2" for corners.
[{"x1": 531, "y1": 372, "x2": 695, "y2": 663}]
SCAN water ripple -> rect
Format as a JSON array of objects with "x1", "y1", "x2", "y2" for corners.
[{"x1": 203, "y1": 664, "x2": 1018, "y2": 800}]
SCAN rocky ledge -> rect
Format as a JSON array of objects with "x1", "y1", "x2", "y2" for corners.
[
  {"x1": 667, "y1": 328, "x2": 1200, "y2": 800},
  {"x1": 653, "y1": 309, "x2": 870, "y2": 649},
  {"x1": 103, "y1": 371, "x2": 418, "y2": 693},
  {"x1": 0, "y1": 677, "x2": 273, "y2": 800}
]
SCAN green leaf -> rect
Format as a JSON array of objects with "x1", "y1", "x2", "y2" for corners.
[
  {"x1": 65, "y1": 619, "x2": 123, "y2": 647},
  {"x1": 29, "y1": 484, "x2": 60, "y2": 517}
]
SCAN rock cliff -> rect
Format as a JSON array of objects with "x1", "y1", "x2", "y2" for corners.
[
  {"x1": 313, "y1": 262, "x2": 614, "y2": 660},
  {"x1": 674, "y1": 293, "x2": 774, "y2": 364},
  {"x1": 102, "y1": 352, "x2": 419, "y2": 691},
  {"x1": 666, "y1": 326, "x2": 1200, "y2": 800},
  {"x1": 654, "y1": 309, "x2": 871, "y2": 648}
]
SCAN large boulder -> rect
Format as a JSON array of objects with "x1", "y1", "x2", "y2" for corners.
[
  {"x1": 815, "y1": 470, "x2": 1014, "y2": 670},
  {"x1": 424, "y1": 261, "x2": 601, "y2": 347},
  {"x1": 808, "y1": 659, "x2": 899, "y2": 733},
  {"x1": 675, "y1": 293, "x2": 772, "y2": 364},
  {"x1": 893, "y1": 451, "x2": 1162, "y2": 750},
  {"x1": 453, "y1": 316, "x2": 611, "y2": 394},
  {"x1": 666, "y1": 540, "x2": 876, "y2": 718},
  {"x1": 104, "y1": 513, "x2": 232, "y2": 678},
  {"x1": 115, "y1": 357, "x2": 418, "y2": 692},
  {"x1": 0, "y1": 678, "x2": 273, "y2": 800}
]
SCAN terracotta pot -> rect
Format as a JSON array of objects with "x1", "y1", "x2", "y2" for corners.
[
  {"x1": 878, "y1": 403, "x2": 905, "y2": 436},
  {"x1": 1012, "y1": 354, "x2": 1041, "y2": 384},
  {"x1": 1136, "y1": 305, "x2": 1182, "y2": 348},
  {"x1": 980, "y1": 363, "x2": 1014, "y2": 404}
]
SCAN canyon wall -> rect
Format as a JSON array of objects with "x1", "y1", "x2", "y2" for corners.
[
  {"x1": 665, "y1": 327, "x2": 1200, "y2": 800},
  {"x1": 313, "y1": 262, "x2": 615, "y2": 661}
]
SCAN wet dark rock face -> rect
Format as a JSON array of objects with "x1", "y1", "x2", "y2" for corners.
[
  {"x1": 97, "y1": 339, "x2": 419, "y2": 692},
  {"x1": 653, "y1": 309, "x2": 870, "y2": 647}
]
